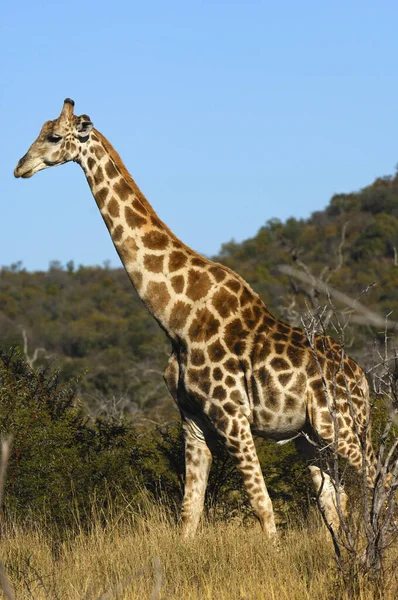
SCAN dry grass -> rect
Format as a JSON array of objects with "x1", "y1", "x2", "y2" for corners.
[{"x1": 0, "y1": 498, "x2": 397, "y2": 600}]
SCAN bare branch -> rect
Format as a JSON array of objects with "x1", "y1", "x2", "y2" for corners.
[
  {"x1": 323, "y1": 221, "x2": 349, "y2": 284},
  {"x1": 20, "y1": 327, "x2": 49, "y2": 368},
  {"x1": 278, "y1": 264, "x2": 397, "y2": 329}
]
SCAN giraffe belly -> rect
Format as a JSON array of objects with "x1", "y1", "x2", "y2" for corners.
[{"x1": 251, "y1": 392, "x2": 307, "y2": 441}]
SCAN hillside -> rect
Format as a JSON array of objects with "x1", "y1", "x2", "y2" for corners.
[{"x1": 2, "y1": 171, "x2": 398, "y2": 418}]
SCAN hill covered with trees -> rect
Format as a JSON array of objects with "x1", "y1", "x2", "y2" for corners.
[{"x1": 2, "y1": 170, "x2": 398, "y2": 419}]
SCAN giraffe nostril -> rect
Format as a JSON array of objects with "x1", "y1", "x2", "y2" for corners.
[{"x1": 16, "y1": 154, "x2": 27, "y2": 169}]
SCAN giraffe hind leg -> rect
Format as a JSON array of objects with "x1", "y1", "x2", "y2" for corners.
[
  {"x1": 295, "y1": 430, "x2": 348, "y2": 532},
  {"x1": 180, "y1": 415, "x2": 213, "y2": 539}
]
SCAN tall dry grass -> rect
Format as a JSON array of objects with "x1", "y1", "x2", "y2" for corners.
[{"x1": 0, "y1": 494, "x2": 397, "y2": 600}]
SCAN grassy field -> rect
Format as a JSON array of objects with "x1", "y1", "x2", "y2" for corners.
[{"x1": 1, "y1": 498, "x2": 397, "y2": 600}]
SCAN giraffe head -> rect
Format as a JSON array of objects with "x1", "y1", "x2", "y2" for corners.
[{"x1": 14, "y1": 98, "x2": 93, "y2": 178}]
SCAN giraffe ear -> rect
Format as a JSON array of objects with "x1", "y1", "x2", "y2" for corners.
[{"x1": 75, "y1": 115, "x2": 93, "y2": 140}]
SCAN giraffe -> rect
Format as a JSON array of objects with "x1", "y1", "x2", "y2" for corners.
[{"x1": 14, "y1": 98, "x2": 377, "y2": 539}]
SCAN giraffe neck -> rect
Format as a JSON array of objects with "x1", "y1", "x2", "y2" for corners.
[{"x1": 77, "y1": 128, "x2": 203, "y2": 341}]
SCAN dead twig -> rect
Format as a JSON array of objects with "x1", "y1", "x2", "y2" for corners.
[{"x1": 279, "y1": 264, "x2": 396, "y2": 329}]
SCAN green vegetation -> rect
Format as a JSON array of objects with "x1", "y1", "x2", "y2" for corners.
[
  {"x1": 0, "y1": 349, "x2": 311, "y2": 531},
  {"x1": 0, "y1": 170, "x2": 398, "y2": 597},
  {"x1": 1, "y1": 168, "x2": 397, "y2": 528},
  {"x1": 2, "y1": 172, "x2": 398, "y2": 420}
]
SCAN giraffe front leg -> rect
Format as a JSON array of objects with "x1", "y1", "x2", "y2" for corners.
[
  {"x1": 163, "y1": 356, "x2": 212, "y2": 539},
  {"x1": 180, "y1": 416, "x2": 212, "y2": 539},
  {"x1": 225, "y1": 421, "x2": 277, "y2": 539}
]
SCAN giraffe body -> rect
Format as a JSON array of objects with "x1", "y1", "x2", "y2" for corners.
[{"x1": 14, "y1": 99, "x2": 376, "y2": 539}]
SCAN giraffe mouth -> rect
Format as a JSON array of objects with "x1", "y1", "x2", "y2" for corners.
[
  {"x1": 14, "y1": 167, "x2": 33, "y2": 179},
  {"x1": 20, "y1": 169, "x2": 34, "y2": 179},
  {"x1": 14, "y1": 159, "x2": 44, "y2": 178}
]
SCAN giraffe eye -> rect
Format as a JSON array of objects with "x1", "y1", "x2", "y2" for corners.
[{"x1": 47, "y1": 134, "x2": 62, "y2": 144}]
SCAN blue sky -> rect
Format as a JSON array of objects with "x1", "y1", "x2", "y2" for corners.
[{"x1": 2, "y1": 0, "x2": 398, "y2": 271}]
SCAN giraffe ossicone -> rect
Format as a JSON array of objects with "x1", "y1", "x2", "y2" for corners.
[{"x1": 14, "y1": 98, "x2": 377, "y2": 539}]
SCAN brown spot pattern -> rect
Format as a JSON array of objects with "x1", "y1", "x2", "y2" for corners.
[
  {"x1": 256, "y1": 339, "x2": 272, "y2": 362},
  {"x1": 103, "y1": 214, "x2": 113, "y2": 230},
  {"x1": 168, "y1": 251, "x2": 188, "y2": 272},
  {"x1": 150, "y1": 216, "x2": 163, "y2": 228},
  {"x1": 186, "y1": 269, "x2": 212, "y2": 301},
  {"x1": 96, "y1": 187, "x2": 109, "y2": 208},
  {"x1": 117, "y1": 236, "x2": 138, "y2": 263},
  {"x1": 278, "y1": 322, "x2": 290, "y2": 334},
  {"x1": 225, "y1": 375, "x2": 235, "y2": 387},
  {"x1": 94, "y1": 145, "x2": 106, "y2": 159},
  {"x1": 287, "y1": 345, "x2": 305, "y2": 368},
  {"x1": 113, "y1": 225, "x2": 124, "y2": 242},
  {"x1": 209, "y1": 266, "x2": 226, "y2": 282},
  {"x1": 208, "y1": 403, "x2": 224, "y2": 422},
  {"x1": 189, "y1": 308, "x2": 220, "y2": 342},
  {"x1": 143, "y1": 254, "x2": 164, "y2": 272},
  {"x1": 114, "y1": 179, "x2": 132, "y2": 201},
  {"x1": 225, "y1": 358, "x2": 240, "y2": 373},
  {"x1": 291, "y1": 329, "x2": 306, "y2": 345},
  {"x1": 105, "y1": 161, "x2": 119, "y2": 179},
  {"x1": 290, "y1": 372, "x2": 306, "y2": 397},
  {"x1": 230, "y1": 390, "x2": 242, "y2": 403},
  {"x1": 171, "y1": 275, "x2": 184, "y2": 293},
  {"x1": 208, "y1": 340, "x2": 227, "y2": 362},
  {"x1": 240, "y1": 287, "x2": 253, "y2": 307},
  {"x1": 270, "y1": 357, "x2": 290, "y2": 371},
  {"x1": 242, "y1": 305, "x2": 262, "y2": 329},
  {"x1": 94, "y1": 167, "x2": 104, "y2": 185},
  {"x1": 125, "y1": 206, "x2": 147, "y2": 229},
  {"x1": 146, "y1": 281, "x2": 171, "y2": 313},
  {"x1": 191, "y1": 257, "x2": 206, "y2": 268},
  {"x1": 225, "y1": 279, "x2": 241, "y2": 293},
  {"x1": 191, "y1": 349, "x2": 206, "y2": 366},
  {"x1": 213, "y1": 386, "x2": 227, "y2": 401},
  {"x1": 142, "y1": 230, "x2": 169, "y2": 250},
  {"x1": 285, "y1": 395, "x2": 297, "y2": 411},
  {"x1": 224, "y1": 401, "x2": 238, "y2": 415},
  {"x1": 169, "y1": 300, "x2": 192, "y2": 330},
  {"x1": 188, "y1": 366, "x2": 211, "y2": 395},
  {"x1": 212, "y1": 287, "x2": 239, "y2": 318},
  {"x1": 272, "y1": 333, "x2": 288, "y2": 342},
  {"x1": 132, "y1": 198, "x2": 148, "y2": 215},
  {"x1": 278, "y1": 372, "x2": 293, "y2": 386},
  {"x1": 131, "y1": 270, "x2": 143, "y2": 290},
  {"x1": 213, "y1": 367, "x2": 223, "y2": 380},
  {"x1": 108, "y1": 197, "x2": 120, "y2": 218},
  {"x1": 225, "y1": 319, "x2": 248, "y2": 355}
]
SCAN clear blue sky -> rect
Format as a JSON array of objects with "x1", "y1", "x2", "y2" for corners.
[{"x1": 2, "y1": 0, "x2": 398, "y2": 271}]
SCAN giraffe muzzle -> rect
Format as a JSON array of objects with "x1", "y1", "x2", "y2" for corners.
[{"x1": 14, "y1": 154, "x2": 35, "y2": 178}]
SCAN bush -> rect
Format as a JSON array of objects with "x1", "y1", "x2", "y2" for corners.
[{"x1": 0, "y1": 349, "x2": 313, "y2": 533}]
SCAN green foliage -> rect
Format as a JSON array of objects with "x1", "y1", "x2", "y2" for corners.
[
  {"x1": 0, "y1": 350, "x2": 313, "y2": 530},
  {"x1": 0, "y1": 348, "x2": 141, "y2": 527},
  {"x1": 3, "y1": 170, "x2": 398, "y2": 419},
  {"x1": 1, "y1": 166, "x2": 398, "y2": 531}
]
